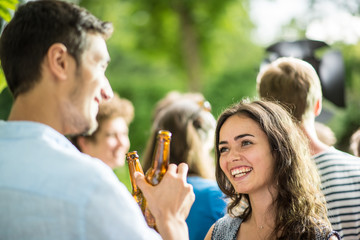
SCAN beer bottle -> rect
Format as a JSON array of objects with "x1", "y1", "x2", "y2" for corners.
[
  {"x1": 126, "y1": 151, "x2": 145, "y2": 211},
  {"x1": 126, "y1": 151, "x2": 155, "y2": 229},
  {"x1": 144, "y1": 130, "x2": 172, "y2": 229},
  {"x1": 145, "y1": 130, "x2": 172, "y2": 185}
]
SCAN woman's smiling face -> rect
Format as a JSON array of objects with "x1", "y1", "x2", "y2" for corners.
[{"x1": 218, "y1": 114, "x2": 276, "y2": 195}]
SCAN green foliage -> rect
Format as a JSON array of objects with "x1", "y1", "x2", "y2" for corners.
[
  {"x1": 0, "y1": 87, "x2": 13, "y2": 120},
  {"x1": 341, "y1": 42, "x2": 360, "y2": 93},
  {"x1": 0, "y1": 0, "x2": 19, "y2": 94},
  {"x1": 114, "y1": 164, "x2": 132, "y2": 192},
  {"x1": 0, "y1": 0, "x2": 18, "y2": 22},
  {"x1": 329, "y1": 100, "x2": 360, "y2": 153},
  {"x1": 124, "y1": 0, "x2": 237, "y2": 59},
  {"x1": 204, "y1": 65, "x2": 259, "y2": 119},
  {"x1": 321, "y1": 42, "x2": 360, "y2": 152},
  {"x1": 0, "y1": 66, "x2": 6, "y2": 93}
]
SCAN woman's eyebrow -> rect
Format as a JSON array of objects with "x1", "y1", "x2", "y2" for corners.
[
  {"x1": 219, "y1": 133, "x2": 254, "y2": 145},
  {"x1": 234, "y1": 133, "x2": 254, "y2": 141}
]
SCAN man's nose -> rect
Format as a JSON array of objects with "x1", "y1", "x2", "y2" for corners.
[{"x1": 101, "y1": 77, "x2": 113, "y2": 101}]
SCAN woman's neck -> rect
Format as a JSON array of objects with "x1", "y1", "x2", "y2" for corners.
[
  {"x1": 237, "y1": 193, "x2": 277, "y2": 240},
  {"x1": 249, "y1": 193, "x2": 275, "y2": 231}
]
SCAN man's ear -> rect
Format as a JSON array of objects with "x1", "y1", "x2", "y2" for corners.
[
  {"x1": 77, "y1": 136, "x2": 89, "y2": 153},
  {"x1": 314, "y1": 98, "x2": 322, "y2": 117},
  {"x1": 47, "y1": 43, "x2": 69, "y2": 81}
]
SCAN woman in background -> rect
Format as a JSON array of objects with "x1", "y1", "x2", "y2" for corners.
[
  {"x1": 143, "y1": 92, "x2": 227, "y2": 240},
  {"x1": 70, "y1": 93, "x2": 134, "y2": 169}
]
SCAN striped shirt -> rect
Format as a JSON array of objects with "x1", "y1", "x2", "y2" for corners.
[{"x1": 314, "y1": 147, "x2": 360, "y2": 240}]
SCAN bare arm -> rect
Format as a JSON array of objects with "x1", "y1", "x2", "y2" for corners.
[
  {"x1": 204, "y1": 224, "x2": 215, "y2": 240},
  {"x1": 135, "y1": 163, "x2": 195, "y2": 240}
]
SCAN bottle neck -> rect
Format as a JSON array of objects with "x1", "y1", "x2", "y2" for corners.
[
  {"x1": 127, "y1": 159, "x2": 139, "y2": 192},
  {"x1": 151, "y1": 138, "x2": 170, "y2": 171},
  {"x1": 126, "y1": 152, "x2": 143, "y2": 194},
  {"x1": 146, "y1": 136, "x2": 171, "y2": 185}
]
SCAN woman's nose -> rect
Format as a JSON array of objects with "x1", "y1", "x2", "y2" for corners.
[{"x1": 228, "y1": 149, "x2": 241, "y2": 162}]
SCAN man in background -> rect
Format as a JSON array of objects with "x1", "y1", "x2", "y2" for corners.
[{"x1": 257, "y1": 57, "x2": 360, "y2": 240}]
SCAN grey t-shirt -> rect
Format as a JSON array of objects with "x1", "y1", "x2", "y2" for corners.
[{"x1": 211, "y1": 214, "x2": 340, "y2": 240}]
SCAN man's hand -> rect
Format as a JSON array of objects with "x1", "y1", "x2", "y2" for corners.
[{"x1": 135, "y1": 163, "x2": 195, "y2": 240}]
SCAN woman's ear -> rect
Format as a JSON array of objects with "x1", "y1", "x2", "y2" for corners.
[{"x1": 47, "y1": 43, "x2": 69, "y2": 81}]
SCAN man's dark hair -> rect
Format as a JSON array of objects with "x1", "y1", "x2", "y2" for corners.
[{"x1": 0, "y1": 0, "x2": 113, "y2": 98}]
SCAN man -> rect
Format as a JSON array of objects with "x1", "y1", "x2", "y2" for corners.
[
  {"x1": 0, "y1": 1, "x2": 194, "y2": 240},
  {"x1": 257, "y1": 57, "x2": 360, "y2": 239}
]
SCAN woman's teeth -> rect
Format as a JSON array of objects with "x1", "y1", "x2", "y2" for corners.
[{"x1": 231, "y1": 167, "x2": 253, "y2": 177}]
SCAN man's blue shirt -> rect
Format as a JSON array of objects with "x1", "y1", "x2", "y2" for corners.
[{"x1": 0, "y1": 120, "x2": 160, "y2": 240}]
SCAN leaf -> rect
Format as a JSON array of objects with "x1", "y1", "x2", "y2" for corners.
[
  {"x1": 0, "y1": 6, "x2": 12, "y2": 22},
  {"x1": 0, "y1": 68, "x2": 7, "y2": 94},
  {"x1": 0, "y1": 0, "x2": 18, "y2": 93},
  {"x1": 0, "y1": 0, "x2": 18, "y2": 10},
  {"x1": 0, "y1": 0, "x2": 18, "y2": 22},
  {"x1": 1, "y1": 2, "x2": 15, "y2": 11}
]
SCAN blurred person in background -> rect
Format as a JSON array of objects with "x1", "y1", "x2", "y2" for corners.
[
  {"x1": 257, "y1": 57, "x2": 360, "y2": 239},
  {"x1": 315, "y1": 121, "x2": 337, "y2": 147},
  {"x1": 150, "y1": 90, "x2": 206, "y2": 122},
  {"x1": 143, "y1": 92, "x2": 227, "y2": 240},
  {"x1": 350, "y1": 128, "x2": 360, "y2": 157},
  {"x1": 70, "y1": 93, "x2": 134, "y2": 169}
]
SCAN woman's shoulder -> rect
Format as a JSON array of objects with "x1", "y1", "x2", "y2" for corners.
[
  {"x1": 315, "y1": 225, "x2": 341, "y2": 240},
  {"x1": 211, "y1": 214, "x2": 242, "y2": 240}
]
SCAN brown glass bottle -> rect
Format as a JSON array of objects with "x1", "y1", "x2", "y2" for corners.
[
  {"x1": 126, "y1": 151, "x2": 155, "y2": 229},
  {"x1": 144, "y1": 130, "x2": 172, "y2": 229},
  {"x1": 126, "y1": 151, "x2": 145, "y2": 211}
]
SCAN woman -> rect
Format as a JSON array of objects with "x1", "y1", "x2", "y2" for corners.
[
  {"x1": 143, "y1": 94, "x2": 227, "y2": 240},
  {"x1": 205, "y1": 99, "x2": 340, "y2": 240}
]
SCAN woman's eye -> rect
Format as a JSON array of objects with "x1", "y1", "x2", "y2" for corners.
[
  {"x1": 219, "y1": 147, "x2": 228, "y2": 154},
  {"x1": 242, "y1": 140, "x2": 252, "y2": 146},
  {"x1": 105, "y1": 133, "x2": 116, "y2": 138}
]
